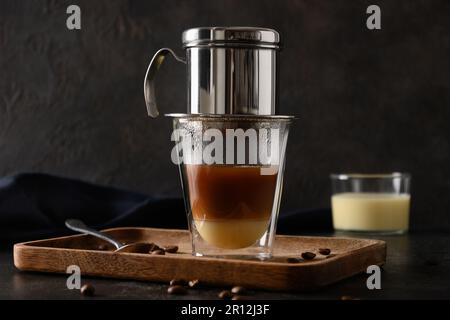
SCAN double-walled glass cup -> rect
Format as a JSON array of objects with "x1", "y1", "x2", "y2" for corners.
[
  {"x1": 169, "y1": 114, "x2": 293, "y2": 259},
  {"x1": 330, "y1": 173, "x2": 411, "y2": 234}
]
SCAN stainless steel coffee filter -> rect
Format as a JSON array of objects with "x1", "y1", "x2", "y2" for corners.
[{"x1": 144, "y1": 27, "x2": 281, "y2": 117}]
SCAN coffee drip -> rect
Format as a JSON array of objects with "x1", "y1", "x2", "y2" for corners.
[{"x1": 144, "y1": 27, "x2": 293, "y2": 255}]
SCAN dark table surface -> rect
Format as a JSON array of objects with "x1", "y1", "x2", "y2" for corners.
[{"x1": 1, "y1": 231, "x2": 449, "y2": 300}]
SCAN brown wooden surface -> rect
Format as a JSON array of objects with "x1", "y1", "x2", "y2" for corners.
[{"x1": 13, "y1": 228, "x2": 386, "y2": 291}]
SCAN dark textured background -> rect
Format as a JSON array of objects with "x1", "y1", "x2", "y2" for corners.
[{"x1": 1, "y1": 0, "x2": 449, "y2": 230}]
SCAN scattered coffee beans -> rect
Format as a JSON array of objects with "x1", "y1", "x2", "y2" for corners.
[
  {"x1": 319, "y1": 248, "x2": 331, "y2": 256},
  {"x1": 286, "y1": 257, "x2": 301, "y2": 263},
  {"x1": 218, "y1": 290, "x2": 233, "y2": 299},
  {"x1": 170, "y1": 279, "x2": 187, "y2": 286},
  {"x1": 301, "y1": 252, "x2": 316, "y2": 260},
  {"x1": 80, "y1": 283, "x2": 95, "y2": 296},
  {"x1": 167, "y1": 285, "x2": 187, "y2": 295},
  {"x1": 163, "y1": 245, "x2": 179, "y2": 253},
  {"x1": 188, "y1": 279, "x2": 200, "y2": 288},
  {"x1": 151, "y1": 249, "x2": 165, "y2": 255},
  {"x1": 231, "y1": 286, "x2": 246, "y2": 295}
]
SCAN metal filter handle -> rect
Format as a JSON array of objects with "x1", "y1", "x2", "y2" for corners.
[{"x1": 143, "y1": 48, "x2": 186, "y2": 117}]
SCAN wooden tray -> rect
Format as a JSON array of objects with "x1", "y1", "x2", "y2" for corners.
[{"x1": 14, "y1": 227, "x2": 386, "y2": 291}]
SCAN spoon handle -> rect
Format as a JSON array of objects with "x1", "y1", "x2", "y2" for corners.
[{"x1": 65, "y1": 219, "x2": 123, "y2": 250}]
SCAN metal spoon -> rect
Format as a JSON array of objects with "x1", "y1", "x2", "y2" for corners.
[{"x1": 65, "y1": 219, "x2": 154, "y2": 253}]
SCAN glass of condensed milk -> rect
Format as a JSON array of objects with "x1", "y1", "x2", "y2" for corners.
[{"x1": 330, "y1": 173, "x2": 411, "y2": 234}]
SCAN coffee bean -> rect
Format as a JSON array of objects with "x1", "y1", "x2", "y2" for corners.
[
  {"x1": 301, "y1": 252, "x2": 316, "y2": 260},
  {"x1": 150, "y1": 249, "x2": 165, "y2": 255},
  {"x1": 148, "y1": 243, "x2": 161, "y2": 252},
  {"x1": 170, "y1": 279, "x2": 187, "y2": 286},
  {"x1": 232, "y1": 295, "x2": 249, "y2": 300},
  {"x1": 163, "y1": 245, "x2": 179, "y2": 253},
  {"x1": 319, "y1": 248, "x2": 331, "y2": 256},
  {"x1": 286, "y1": 257, "x2": 301, "y2": 263},
  {"x1": 80, "y1": 283, "x2": 95, "y2": 296},
  {"x1": 218, "y1": 290, "x2": 232, "y2": 299},
  {"x1": 167, "y1": 285, "x2": 187, "y2": 295},
  {"x1": 97, "y1": 244, "x2": 108, "y2": 251},
  {"x1": 188, "y1": 279, "x2": 200, "y2": 288},
  {"x1": 231, "y1": 286, "x2": 246, "y2": 295}
]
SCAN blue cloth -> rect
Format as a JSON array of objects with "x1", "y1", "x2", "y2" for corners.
[{"x1": 0, "y1": 173, "x2": 332, "y2": 244}]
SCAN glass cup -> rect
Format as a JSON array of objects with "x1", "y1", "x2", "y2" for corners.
[
  {"x1": 168, "y1": 114, "x2": 293, "y2": 259},
  {"x1": 330, "y1": 173, "x2": 411, "y2": 234}
]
